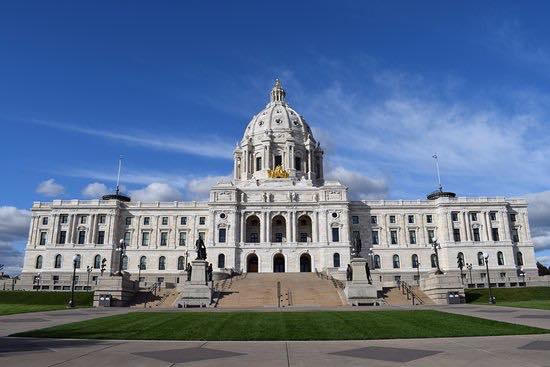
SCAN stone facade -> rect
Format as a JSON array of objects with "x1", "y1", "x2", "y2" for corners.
[{"x1": 19, "y1": 80, "x2": 538, "y2": 290}]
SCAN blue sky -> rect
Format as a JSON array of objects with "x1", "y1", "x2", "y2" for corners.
[{"x1": 1, "y1": 1, "x2": 550, "y2": 273}]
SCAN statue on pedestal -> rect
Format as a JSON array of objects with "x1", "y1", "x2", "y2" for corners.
[
  {"x1": 195, "y1": 237, "x2": 207, "y2": 260},
  {"x1": 186, "y1": 263, "x2": 192, "y2": 281},
  {"x1": 346, "y1": 264, "x2": 353, "y2": 281},
  {"x1": 351, "y1": 234, "x2": 362, "y2": 258},
  {"x1": 365, "y1": 262, "x2": 372, "y2": 284}
]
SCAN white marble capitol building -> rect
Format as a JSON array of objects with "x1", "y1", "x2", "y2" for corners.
[{"x1": 20, "y1": 80, "x2": 538, "y2": 290}]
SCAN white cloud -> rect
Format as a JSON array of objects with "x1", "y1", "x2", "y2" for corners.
[
  {"x1": 526, "y1": 191, "x2": 550, "y2": 252},
  {"x1": 130, "y1": 182, "x2": 182, "y2": 202},
  {"x1": 82, "y1": 182, "x2": 109, "y2": 198},
  {"x1": 186, "y1": 175, "x2": 232, "y2": 200},
  {"x1": 0, "y1": 207, "x2": 31, "y2": 275},
  {"x1": 36, "y1": 178, "x2": 64, "y2": 197},
  {"x1": 326, "y1": 166, "x2": 388, "y2": 200}
]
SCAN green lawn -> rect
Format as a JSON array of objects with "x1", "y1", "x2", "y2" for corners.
[
  {"x1": 466, "y1": 287, "x2": 550, "y2": 310},
  {"x1": 13, "y1": 310, "x2": 548, "y2": 341},
  {"x1": 0, "y1": 291, "x2": 93, "y2": 315}
]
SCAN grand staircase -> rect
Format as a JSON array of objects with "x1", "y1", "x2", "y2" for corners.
[
  {"x1": 382, "y1": 285, "x2": 434, "y2": 306},
  {"x1": 214, "y1": 272, "x2": 345, "y2": 308}
]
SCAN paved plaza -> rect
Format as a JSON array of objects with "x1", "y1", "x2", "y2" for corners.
[{"x1": 0, "y1": 305, "x2": 549, "y2": 366}]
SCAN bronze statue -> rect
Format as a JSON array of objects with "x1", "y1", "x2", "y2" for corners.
[
  {"x1": 365, "y1": 262, "x2": 372, "y2": 284},
  {"x1": 195, "y1": 237, "x2": 207, "y2": 260},
  {"x1": 186, "y1": 263, "x2": 192, "y2": 281},
  {"x1": 346, "y1": 264, "x2": 352, "y2": 281},
  {"x1": 351, "y1": 234, "x2": 362, "y2": 258},
  {"x1": 207, "y1": 264, "x2": 213, "y2": 282}
]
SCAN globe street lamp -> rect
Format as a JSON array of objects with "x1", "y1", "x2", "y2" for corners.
[
  {"x1": 116, "y1": 239, "x2": 127, "y2": 276},
  {"x1": 35, "y1": 272, "x2": 41, "y2": 291},
  {"x1": 466, "y1": 263, "x2": 473, "y2": 285},
  {"x1": 86, "y1": 266, "x2": 92, "y2": 291},
  {"x1": 431, "y1": 238, "x2": 443, "y2": 275},
  {"x1": 68, "y1": 255, "x2": 78, "y2": 308},
  {"x1": 457, "y1": 254, "x2": 465, "y2": 285},
  {"x1": 483, "y1": 252, "x2": 495, "y2": 304},
  {"x1": 416, "y1": 261, "x2": 421, "y2": 286}
]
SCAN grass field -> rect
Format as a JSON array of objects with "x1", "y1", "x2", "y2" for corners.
[
  {"x1": 465, "y1": 287, "x2": 550, "y2": 310},
  {"x1": 13, "y1": 310, "x2": 548, "y2": 341},
  {"x1": 0, "y1": 291, "x2": 93, "y2": 315}
]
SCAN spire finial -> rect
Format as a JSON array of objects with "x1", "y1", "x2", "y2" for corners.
[
  {"x1": 270, "y1": 78, "x2": 286, "y2": 103},
  {"x1": 432, "y1": 153, "x2": 443, "y2": 192}
]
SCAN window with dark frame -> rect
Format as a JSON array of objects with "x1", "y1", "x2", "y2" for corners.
[
  {"x1": 143, "y1": 217, "x2": 150, "y2": 225},
  {"x1": 180, "y1": 216, "x2": 187, "y2": 225},
  {"x1": 219, "y1": 228, "x2": 226, "y2": 243},
  {"x1": 473, "y1": 228, "x2": 481, "y2": 242},
  {"x1": 58, "y1": 230, "x2": 66, "y2": 244},
  {"x1": 453, "y1": 229, "x2": 461, "y2": 242},
  {"x1": 97, "y1": 231, "x2": 105, "y2": 245},
  {"x1": 491, "y1": 228, "x2": 500, "y2": 241},
  {"x1": 426, "y1": 215, "x2": 433, "y2": 223},
  {"x1": 332, "y1": 227, "x2": 340, "y2": 242},
  {"x1": 160, "y1": 232, "x2": 168, "y2": 246},
  {"x1": 371, "y1": 231, "x2": 379, "y2": 245},
  {"x1": 199, "y1": 217, "x2": 206, "y2": 225},
  {"x1": 390, "y1": 230, "x2": 398, "y2": 245},
  {"x1": 78, "y1": 231, "x2": 86, "y2": 244},
  {"x1": 162, "y1": 217, "x2": 168, "y2": 225}
]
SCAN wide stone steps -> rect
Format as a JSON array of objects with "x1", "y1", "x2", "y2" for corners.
[
  {"x1": 382, "y1": 286, "x2": 434, "y2": 305},
  {"x1": 215, "y1": 273, "x2": 344, "y2": 308}
]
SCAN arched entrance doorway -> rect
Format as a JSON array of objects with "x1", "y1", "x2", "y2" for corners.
[
  {"x1": 297, "y1": 214, "x2": 312, "y2": 243},
  {"x1": 273, "y1": 253, "x2": 285, "y2": 273},
  {"x1": 271, "y1": 215, "x2": 286, "y2": 242},
  {"x1": 245, "y1": 215, "x2": 260, "y2": 243},
  {"x1": 247, "y1": 253, "x2": 258, "y2": 272},
  {"x1": 300, "y1": 253, "x2": 311, "y2": 272}
]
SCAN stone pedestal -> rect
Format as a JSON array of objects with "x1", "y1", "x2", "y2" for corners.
[
  {"x1": 176, "y1": 260, "x2": 212, "y2": 308},
  {"x1": 93, "y1": 272, "x2": 137, "y2": 307},
  {"x1": 419, "y1": 273, "x2": 465, "y2": 305},
  {"x1": 344, "y1": 258, "x2": 379, "y2": 306}
]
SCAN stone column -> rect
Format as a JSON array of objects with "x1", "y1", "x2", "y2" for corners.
[
  {"x1": 447, "y1": 212, "x2": 453, "y2": 242},
  {"x1": 260, "y1": 212, "x2": 266, "y2": 243},
  {"x1": 313, "y1": 211, "x2": 319, "y2": 243},
  {"x1": 501, "y1": 210, "x2": 510, "y2": 240},
  {"x1": 49, "y1": 214, "x2": 58, "y2": 244},
  {"x1": 483, "y1": 212, "x2": 490, "y2": 241},
  {"x1": 240, "y1": 212, "x2": 245, "y2": 244},
  {"x1": 88, "y1": 214, "x2": 96, "y2": 244},
  {"x1": 463, "y1": 212, "x2": 470, "y2": 241},
  {"x1": 307, "y1": 149, "x2": 312, "y2": 180},
  {"x1": 285, "y1": 212, "x2": 291, "y2": 243}
]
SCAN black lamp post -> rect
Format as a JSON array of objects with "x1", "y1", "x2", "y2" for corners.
[
  {"x1": 137, "y1": 263, "x2": 143, "y2": 286},
  {"x1": 431, "y1": 239, "x2": 443, "y2": 275},
  {"x1": 416, "y1": 261, "x2": 421, "y2": 286},
  {"x1": 35, "y1": 272, "x2": 41, "y2": 291},
  {"x1": 483, "y1": 253, "x2": 495, "y2": 304},
  {"x1": 520, "y1": 266, "x2": 526, "y2": 286},
  {"x1": 68, "y1": 255, "x2": 78, "y2": 308},
  {"x1": 86, "y1": 266, "x2": 92, "y2": 291},
  {"x1": 116, "y1": 239, "x2": 126, "y2": 276},
  {"x1": 457, "y1": 254, "x2": 464, "y2": 284},
  {"x1": 466, "y1": 263, "x2": 473, "y2": 285}
]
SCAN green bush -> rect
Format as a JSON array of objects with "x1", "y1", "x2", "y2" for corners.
[
  {"x1": 465, "y1": 287, "x2": 550, "y2": 303},
  {"x1": 0, "y1": 291, "x2": 93, "y2": 306}
]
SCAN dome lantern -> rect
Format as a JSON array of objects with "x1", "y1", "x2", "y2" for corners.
[{"x1": 270, "y1": 79, "x2": 286, "y2": 103}]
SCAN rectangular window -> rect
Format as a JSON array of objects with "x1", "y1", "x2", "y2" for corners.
[
  {"x1": 408, "y1": 215, "x2": 414, "y2": 224},
  {"x1": 512, "y1": 228, "x2": 519, "y2": 242},
  {"x1": 473, "y1": 228, "x2": 481, "y2": 242},
  {"x1": 426, "y1": 215, "x2": 433, "y2": 223},
  {"x1": 427, "y1": 229, "x2": 435, "y2": 244},
  {"x1": 370, "y1": 216, "x2": 376, "y2": 224},
  {"x1": 143, "y1": 217, "x2": 150, "y2": 225},
  {"x1": 510, "y1": 214, "x2": 517, "y2": 222},
  {"x1": 53, "y1": 275, "x2": 59, "y2": 284},
  {"x1": 199, "y1": 217, "x2": 206, "y2": 225},
  {"x1": 491, "y1": 228, "x2": 500, "y2": 241},
  {"x1": 124, "y1": 231, "x2": 131, "y2": 246},
  {"x1": 352, "y1": 216, "x2": 359, "y2": 224},
  {"x1": 58, "y1": 230, "x2": 66, "y2": 244},
  {"x1": 331, "y1": 227, "x2": 340, "y2": 242},
  {"x1": 162, "y1": 217, "x2": 168, "y2": 225},
  {"x1": 180, "y1": 216, "x2": 187, "y2": 225},
  {"x1": 471, "y1": 212, "x2": 478, "y2": 221},
  {"x1": 453, "y1": 229, "x2": 461, "y2": 242},
  {"x1": 179, "y1": 232, "x2": 187, "y2": 246},
  {"x1": 80, "y1": 216, "x2": 87, "y2": 224},
  {"x1": 142, "y1": 232, "x2": 150, "y2": 246},
  {"x1": 275, "y1": 155, "x2": 282, "y2": 167},
  {"x1": 294, "y1": 156, "x2": 301, "y2": 171},
  {"x1": 42, "y1": 217, "x2": 49, "y2": 225},
  {"x1": 490, "y1": 212, "x2": 497, "y2": 221},
  {"x1": 409, "y1": 230, "x2": 417, "y2": 245},
  {"x1": 256, "y1": 157, "x2": 262, "y2": 171},
  {"x1": 60, "y1": 214, "x2": 68, "y2": 224},
  {"x1": 451, "y1": 212, "x2": 459, "y2": 221},
  {"x1": 97, "y1": 231, "x2": 105, "y2": 245},
  {"x1": 98, "y1": 215, "x2": 106, "y2": 224},
  {"x1": 78, "y1": 231, "x2": 86, "y2": 244},
  {"x1": 390, "y1": 230, "x2": 398, "y2": 245},
  {"x1": 160, "y1": 232, "x2": 168, "y2": 246},
  {"x1": 389, "y1": 215, "x2": 396, "y2": 224},
  {"x1": 39, "y1": 231, "x2": 47, "y2": 246},
  {"x1": 125, "y1": 217, "x2": 132, "y2": 225},
  {"x1": 219, "y1": 228, "x2": 226, "y2": 243},
  {"x1": 198, "y1": 231, "x2": 205, "y2": 240},
  {"x1": 371, "y1": 231, "x2": 379, "y2": 245}
]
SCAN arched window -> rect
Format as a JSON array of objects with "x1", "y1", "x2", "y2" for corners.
[
  {"x1": 177, "y1": 256, "x2": 185, "y2": 270},
  {"x1": 333, "y1": 253, "x2": 341, "y2": 268},
  {"x1": 74, "y1": 254, "x2": 81, "y2": 269},
  {"x1": 54, "y1": 254, "x2": 62, "y2": 269},
  {"x1": 393, "y1": 254, "x2": 400, "y2": 269},
  {"x1": 477, "y1": 252, "x2": 484, "y2": 266},
  {"x1": 373, "y1": 255, "x2": 381, "y2": 269},
  {"x1": 411, "y1": 254, "x2": 419, "y2": 268},
  {"x1": 218, "y1": 253, "x2": 225, "y2": 268},
  {"x1": 35, "y1": 255, "x2": 43, "y2": 269},
  {"x1": 139, "y1": 256, "x2": 147, "y2": 270},
  {"x1": 122, "y1": 255, "x2": 128, "y2": 270},
  {"x1": 516, "y1": 252, "x2": 523, "y2": 266},
  {"x1": 94, "y1": 254, "x2": 101, "y2": 269},
  {"x1": 158, "y1": 256, "x2": 166, "y2": 270},
  {"x1": 497, "y1": 251, "x2": 504, "y2": 266},
  {"x1": 431, "y1": 254, "x2": 437, "y2": 268},
  {"x1": 457, "y1": 252, "x2": 465, "y2": 267}
]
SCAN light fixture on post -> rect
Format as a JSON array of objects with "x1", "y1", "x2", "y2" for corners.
[
  {"x1": 431, "y1": 238, "x2": 443, "y2": 275},
  {"x1": 416, "y1": 261, "x2": 421, "y2": 286},
  {"x1": 116, "y1": 238, "x2": 126, "y2": 276},
  {"x1": 68, "y1": 254, "x2": 78, "y2": 308},
  {"x1": 86, "y1": 266, "x2": 92, "y2": 291},
  {"x1": 466, "y1": 263, "x2": 473, "y2": 285},
  {"x1": 35, "y1": 272, "x2": 41, "y2": 291},
  {"x1": 483, "y1": 252, "x2": 495, "y2": 304},
  {"x1": 520, "y1": 266, "x2": 526, "y2": 287},
  {"x1": 457, "y1": 254, "x2": 464, "y2": 284}
]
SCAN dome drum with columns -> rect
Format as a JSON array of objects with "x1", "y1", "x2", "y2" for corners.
[{"x1": 233, "y1": 80, "x2": 325, "y2": 185}]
